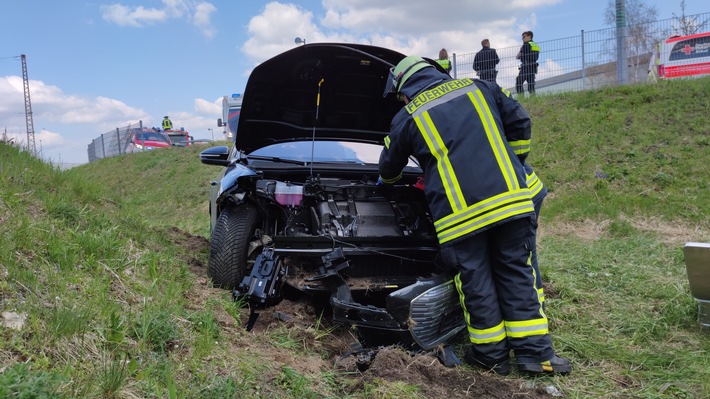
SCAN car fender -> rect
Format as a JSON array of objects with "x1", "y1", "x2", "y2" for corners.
[{"x1": 217, "y1": 163, "x2": 258, "y2": 200}]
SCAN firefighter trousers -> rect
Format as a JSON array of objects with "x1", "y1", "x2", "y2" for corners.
[{"x1": 440, "y1": 217, "x2": 554, "y2": 363}]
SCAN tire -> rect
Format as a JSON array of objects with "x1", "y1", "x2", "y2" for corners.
[{"x1": 208, "y1": 205, "x2": 261, "y2": 289}]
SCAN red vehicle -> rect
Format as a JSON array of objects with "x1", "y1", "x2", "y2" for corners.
[
  {"x1": 125, "y1": 128, "x2": 172, "y2": 153},
  {"x1": 164, "y1": 129, "x2": 192, "y2": 147}
]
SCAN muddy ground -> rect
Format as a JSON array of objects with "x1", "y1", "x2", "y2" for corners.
[{"x1": 170, "y1": 227, "x2": 558, "y2": 398}]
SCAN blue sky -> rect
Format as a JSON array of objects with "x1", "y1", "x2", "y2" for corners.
[{"x1": 1, "y1": 0, "x2": 706, "y2": 165}]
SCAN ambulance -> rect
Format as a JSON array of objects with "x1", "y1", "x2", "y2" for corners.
[{"x1": 648, "y1": 31, "x2": 710, "y2": 80}]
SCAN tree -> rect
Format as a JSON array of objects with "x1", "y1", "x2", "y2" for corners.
[
  {"x1": 604, "y1": 0, "x2": 660, "y2": 82},
  {"x1": 672, "y1": 0, "x2": 709, "y2": 35}
]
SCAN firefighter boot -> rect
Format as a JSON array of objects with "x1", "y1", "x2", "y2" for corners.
[
  {"x1": 517, "y1": 355, "x2": 571, "y2": 376},
  {"x1": 464, "y1": 348, "x2": 511, "y2": 376}
]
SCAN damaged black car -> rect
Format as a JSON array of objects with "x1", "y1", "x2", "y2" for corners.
[{"x1": 199, "y1": 43, "x2": 464, "y2": 350}]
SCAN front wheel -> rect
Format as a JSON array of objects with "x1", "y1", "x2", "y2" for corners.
[{"x1": 208, "y1": 205, "x2": 261, "y2": 289}]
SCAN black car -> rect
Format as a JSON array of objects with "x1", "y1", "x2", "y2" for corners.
[{"x1": 200, "y1": 43, "x2": 463, "y2": 350}]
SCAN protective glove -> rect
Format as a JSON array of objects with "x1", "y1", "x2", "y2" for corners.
[
  {"x1": 376, "y1": 177, "x2": 385, "y2": 186},
  {"x1": 414, "y1": 176, "x2": 425, "y2": 191}
]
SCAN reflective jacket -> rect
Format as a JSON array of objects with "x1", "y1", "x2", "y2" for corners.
[
  {"x1": 519, "y1": 41, "x2": 540, "y2": 66},
  {"x1": 379, "y1": 69, "x2": 534, "y2": 244},
  {"x1": 436, "y1": 58, "x2": 451, "y2": 73},
  {"x1": 162, "y1": 119, "x2": 173, "y2": 130}
]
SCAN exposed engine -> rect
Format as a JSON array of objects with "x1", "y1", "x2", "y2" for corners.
[{"x1": 234, "y1": 174, "x2": 464, "y2": 350}]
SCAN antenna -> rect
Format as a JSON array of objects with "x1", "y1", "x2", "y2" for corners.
[{"x1": 309, "y1": 78, "x2": 324, "y2": 177}]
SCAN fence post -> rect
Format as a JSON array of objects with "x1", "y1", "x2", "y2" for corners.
[
  {"x1": 116, "y1": 128, "x2": 121, "y2": 155},
  {"x1": 581, "y1": 30, "x2": 586, "y2": 91},
  {"x1": 616, "y1": 0, "x2": 629, "y2": 85},
  {"x1": 452, "y1": 53, "x2": 457, "y2": 78},
  {"x1": 101, "y1": 133, "x2": 106, "y2": 159}
]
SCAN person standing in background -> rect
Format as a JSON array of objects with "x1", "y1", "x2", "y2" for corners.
[
  {"x1": 515, "y1": 31, "x2": 540, "y2": 95},
  {"x1": 436, "y1": 48, "x2": 452, "y2": 74},
  {"x1": 162, "y1": 116, "x2": 173, "y2": 131},
  {"x1": 473, "y1": 39, "x2": 500, "y2": 83}
]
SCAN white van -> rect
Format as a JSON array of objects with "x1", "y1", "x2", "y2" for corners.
[{"x1": 648, "y1": 31, "x2": 710, "y2": 81}]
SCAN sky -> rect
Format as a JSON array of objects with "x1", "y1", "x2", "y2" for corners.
[{"x1": 1, "y1": 0, "x2": 707, "y2": 165}]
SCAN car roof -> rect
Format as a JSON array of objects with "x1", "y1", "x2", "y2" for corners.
[
  {"x1": 665, "y1": 31, "x2": 710, "y2": 44},
  {"x1": 235, "y1": 43, "x2": 407, "y2": 154}
]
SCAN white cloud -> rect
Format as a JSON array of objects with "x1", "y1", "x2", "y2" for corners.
[
  {"x1": 101, "y1": 0, "x2": 216, "y2": 38},
  {"x1": 100, "y1": 4, "x2": 167, "y2": 27},
  {"x1": 37, "y1": 129, "x2": 64, "y2": 146},
  {"x1": 193, "y1": 2, "x2": 217, "y2": 39},
  {"x1": 241, "y1": 1, "x2": 563, "y2": 67},
  {"x1": 194, "y1": 97, "x2": 221, "y2": 115},
  {"x1": 0, "y1": 75, "x2": 151, "y2": 163}
]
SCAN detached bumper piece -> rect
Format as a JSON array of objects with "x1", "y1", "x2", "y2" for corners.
[
  {"x1": 235, "y1": 248, "x2": 287, "y2": 331},
  {"x1": 319, "y1": 249, "x2": 465, "y2": 350}
]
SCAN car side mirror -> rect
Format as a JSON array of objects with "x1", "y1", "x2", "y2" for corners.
[
  {"x1": 217, "y1": 118, "x2": 224, "y2": 127},
  {"x1": 200, "y1": 146, "x2": 231, "y2": 166}
]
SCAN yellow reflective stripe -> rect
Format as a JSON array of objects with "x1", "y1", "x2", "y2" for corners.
[
  {"x1": 501, "y1": 87, "x2": 511, "y2": 98},
  {"x1": 414, "y1": 112, "x2": 466, "y2": 212},
  {"x1": 508, "y1": 139, "x2": 530, "y2": 155},
  {"x1": 454, "y1": 273, "x2": 471, "y2": 327},
  {"x1": 437, "y1": 201, "x2": 535, "y2": 243},
  {"x1": 379, "y1": 171, "x2": 402, "y2": 184},
  {"x1": 504, "y1": 318, "x2": 548, "y2": 338},
  {"x1": 526, "y1": 170, "x2": 543, "y2": 198},
  {"x1": 530, "y1": 259, "x2": 547, "y2": 318},
  {"x1": 435, "y1": 188, "x2": 532, "y2": 230},
  {"x1": 455, "y1": 274, "x2": 507, "y2": 344},
  {"x1": 530, "y1": 41, "x2": 540, "y2": 52},
  {"x1": 384, "y1": 135, "x2": 391, "y2": 149},
  {"x1": 469, "y1": 321, "x2": 507, "y2": 344},
  {"x1": 467, "y1": 89, "x2": 518, "y2": 191},
  {"x1": 405, "y1": 78, "x2": 474, "y2": 114}
]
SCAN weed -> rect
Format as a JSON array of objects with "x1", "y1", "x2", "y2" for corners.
[{"x1": 0, "y1": 363, "x2": 65, "y2": 399}]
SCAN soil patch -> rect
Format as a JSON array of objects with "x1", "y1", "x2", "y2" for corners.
[{"x1": 170, "y1": 228, "x2": 556, "y2": 398}]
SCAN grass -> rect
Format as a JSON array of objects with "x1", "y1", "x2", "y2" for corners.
[{"x1": 1, "y1": 77, "x2": 710, "y2": 398}]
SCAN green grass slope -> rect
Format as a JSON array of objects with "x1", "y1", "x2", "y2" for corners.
[{"x1": 1, "y1": 77, "x2": 709, "y2": 398}]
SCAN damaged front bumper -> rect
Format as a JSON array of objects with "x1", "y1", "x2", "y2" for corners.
[{"x1": 236, "y1": 247, "x2": 465, "y2": 350}]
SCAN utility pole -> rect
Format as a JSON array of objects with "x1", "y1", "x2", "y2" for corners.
[
  {"x1": 615, "y1": 0, "x2": 629, "y2": 85},
  {"x1": 21, "y1": 54, "x2": 37, "y2": 156}
]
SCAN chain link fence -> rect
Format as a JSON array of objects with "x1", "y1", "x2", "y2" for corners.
[
  {"x1": 451, "y1": 12, "x2": 710, "y2": 95},
  {"x1": 87, "y1": 121, "x2": 146, "y2": 163}
]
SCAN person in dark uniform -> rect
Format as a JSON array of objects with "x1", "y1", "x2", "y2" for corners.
[
  {"x1": 473, "y1": 39, "x2": 500, "y2": 83},
  {"x1": 516, "y1": 31, "x2": 540, "y2": 95},
  {"x1": 380, "y1": 55, "x2": 570, "y2": 376}
]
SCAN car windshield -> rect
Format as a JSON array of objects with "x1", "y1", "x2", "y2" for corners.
[
  {"x1": 168, "y1": 134, "x2": 187, "y2": 144},
  {"x1": 136, "y1": 132, "x2": 169, "y2": 142},
  {"x1": 250, "y1": 141, "x2": 418, "y2": 166}
]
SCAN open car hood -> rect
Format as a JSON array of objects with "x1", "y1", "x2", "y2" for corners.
[{"x1": 236, "y1": 43, "x2": 408, "y2": 154}]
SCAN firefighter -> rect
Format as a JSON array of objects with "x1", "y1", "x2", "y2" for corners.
[
  {"x1": 379, "y1": 55, "x2": 570, "y2": 376},
  {"x1": 525, "y1": 163, "x2": 547, "y2": 307},
  {"x1": 515, "y1": 31, "x2": 540, "y2": 95},
  {"x1": 162, "y1": 115, "x2": 173, "y2": 131}
]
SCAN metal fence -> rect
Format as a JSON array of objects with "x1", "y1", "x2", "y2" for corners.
[
  {"x1": 450, "y1": 12, "x2": 710, "y2": 95},
  {"x1": 87, "y1": 121, "x2": 145, "y2": 162}
]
